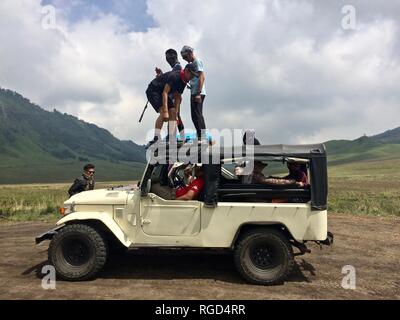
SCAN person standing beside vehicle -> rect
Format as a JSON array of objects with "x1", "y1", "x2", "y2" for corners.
[
  {"x1": 180, "y1": 46, "x2": 207, "y2": 143},
  {"x1": 68, "y1": 164, "x2": 96, "y2": 197}
]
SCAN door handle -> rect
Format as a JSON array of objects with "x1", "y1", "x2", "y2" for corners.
[{"x1": 142, "y1": 219, "x2": 151, "y2": 225}]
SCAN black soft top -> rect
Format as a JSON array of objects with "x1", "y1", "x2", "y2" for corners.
[{"x1": 222, "y1": 144, "x2": 326, "y2": 159}]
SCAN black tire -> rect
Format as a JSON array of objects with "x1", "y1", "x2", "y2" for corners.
[
  {"x1": 48, "y1": 224, "x2": 108, "y2": 281},
  {"x1": 234, "y1": 228, "x2": 294, "y2": 285}
]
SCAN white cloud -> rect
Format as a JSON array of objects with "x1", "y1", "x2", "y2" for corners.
[{"x1": 0, "y1": 0, "x2": 399, "y2": 145}]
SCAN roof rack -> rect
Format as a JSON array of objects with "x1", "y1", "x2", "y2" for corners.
[{"x1": 147, "y1": 143, "x2": 327, "y2": 164}]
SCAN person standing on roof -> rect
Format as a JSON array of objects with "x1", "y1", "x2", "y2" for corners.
[
  {"x1": 156, "y1": 49, "x2": 182, "y2": 75},
  {"x1": 145, "y1": 64, "x2": 199, "y2": 148},
  {"x1": 155, "y1": 49, "x2": 186, "y2": 143},
  {"x1": 180, "y1": 46, "x2": 207, "y2": 143}
]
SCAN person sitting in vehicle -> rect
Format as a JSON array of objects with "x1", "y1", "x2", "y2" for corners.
[
  {"x1": 235, "y1": 130, "x2": 261, "y2": 184},
  {"x1": 243, "y1": 129, "x2": 261, "y2": 146},
  {"x1": 234, "y1": 163, "x2": 252, "y2": 184},
  {"x1": 151, "y1": 165, "x2": 205, "y2": 201},
  {"x1": 283, "y1": 161, "x2": 309, "y2": 185},
  {"x1": 176, "y1": 165, "x2": 205, "y2": 200},
  {"x1": 251, "y1": 161, "x2": 304, "y2": 187}
]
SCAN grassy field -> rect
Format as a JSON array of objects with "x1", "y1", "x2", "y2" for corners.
[
  {"x1": 0, "y1": 159, "x2": 399, "y2": 222},
  {"x1": 327, "y1": 159, "x2": 400, "y2": 217},
  {"x1": 0, "y1": 181, "x2": 133, "y2": 222}
]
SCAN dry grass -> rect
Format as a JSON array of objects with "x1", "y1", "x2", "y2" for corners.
[{"x1": 0, "y1": 181, "x2": 133, "y2": 222}]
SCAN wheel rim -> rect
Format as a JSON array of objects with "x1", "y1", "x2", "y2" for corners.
[
  {"x1": 61, "y1": 236, "x2": 93, "y2": 267},
  {"x1": 248, "y1": 240, "x2": 281, "y2": 271}
]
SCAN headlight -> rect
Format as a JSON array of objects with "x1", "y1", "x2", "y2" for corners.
[{"x1": 59, "y1": 204, "x2": 75, "y2": 216}]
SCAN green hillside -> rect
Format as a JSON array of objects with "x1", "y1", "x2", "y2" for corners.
[
  {"x1": 325, "y1": 128, "x2": 400, "y2": 165},
  {"x1": 0, "y1": 88, "x2": 146, "y2": 184}
]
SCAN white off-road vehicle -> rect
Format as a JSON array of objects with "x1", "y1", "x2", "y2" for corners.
[{"x1": 36, "y1": 144, "x2": 333, "y2": 285}]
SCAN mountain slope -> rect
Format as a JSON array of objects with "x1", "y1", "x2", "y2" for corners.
[
  {"x1": 325, "y1": 128, "x2": 400, "y2": 165},
  {"x1": 0, "y1": 88, "x2": 146, "y2": 184}
]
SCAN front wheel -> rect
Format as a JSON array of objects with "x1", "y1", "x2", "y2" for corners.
[
  {"x1": 234, "y1": 229, "x2": 294, "y2": 285},
  {"x1": 48, "y1": 224, "x2": 108, "y2": 281}
]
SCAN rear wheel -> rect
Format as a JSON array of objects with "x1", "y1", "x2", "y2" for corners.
[
  {"x1": 48, "y1": 224, "x2": 108, "y2": 281},
  {"x1": 234, "y1": 229, "x2": 294, "y2": 285}
]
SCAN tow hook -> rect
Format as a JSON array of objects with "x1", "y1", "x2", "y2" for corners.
[{"x1": 315, "y1": 231, "x2": 334, "y2": 249}]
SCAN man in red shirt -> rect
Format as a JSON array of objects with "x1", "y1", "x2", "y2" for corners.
[
  {"x1": 150, "y1": 165, "x2": 205, "y2": 201},
  {"x1": 175, "y1": 165, "x2": 205, "y2": 200}
]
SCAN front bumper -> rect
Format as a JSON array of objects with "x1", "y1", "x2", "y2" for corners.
[{"x1": 35, "y1": 225, "x2": 65, "y2": 245}]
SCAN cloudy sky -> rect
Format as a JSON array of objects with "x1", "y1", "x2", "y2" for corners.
[{"x1": 0, "y1": 0, "x2": 399, "y2": 145}]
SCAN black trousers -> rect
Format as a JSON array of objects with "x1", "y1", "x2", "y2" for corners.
[
  {"x1": 177, "y1": 114, "x2": 185, "y2": 134},
  {"x1": 191, "y1": 95, "x2": 206, "y2": 139}
]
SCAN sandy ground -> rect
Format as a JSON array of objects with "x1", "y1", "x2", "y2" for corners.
[{"x1": 0, "y1": 214, "x2": 399, "y2": 300}]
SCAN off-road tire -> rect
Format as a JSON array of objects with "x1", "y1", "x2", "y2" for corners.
[
  {"x1": 234, "y1": 228, "x2": 294, "y2": 285},
  {"x1": 48, "y1": 224, "x2": 108, "y2": 281}
]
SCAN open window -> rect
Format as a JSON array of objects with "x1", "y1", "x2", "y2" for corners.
[
  {"x1": 143, "y1": 162, "x2": 207, "y2": 202},
  {"x1": 217, "y1": 157, "x2": 311, "y2": 204}
]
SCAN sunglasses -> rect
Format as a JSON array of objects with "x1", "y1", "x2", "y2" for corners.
[{"x1": 88, "y1": 171, "x2": 95, "y2": 174}]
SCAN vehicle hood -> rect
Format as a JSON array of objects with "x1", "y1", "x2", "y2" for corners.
[{"x1": 65, "y1": 186, "x2": 139, "y2": 205}]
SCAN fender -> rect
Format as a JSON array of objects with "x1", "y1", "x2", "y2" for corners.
[{"x1": 36, "y1": 212, "x2": 132, "y2": 247}]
